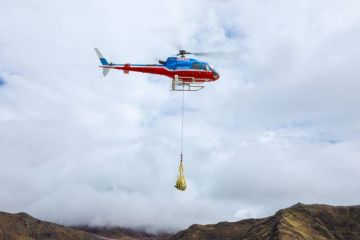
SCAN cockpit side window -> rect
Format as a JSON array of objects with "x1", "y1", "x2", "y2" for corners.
[
  {"x1": 205, "y1": 64, "x2": 210, "y2": 71},
  {"x1": 192, "y1": 63, "x2": 201, "y2": 69}
]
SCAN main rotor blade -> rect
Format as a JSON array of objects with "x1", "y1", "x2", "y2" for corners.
[
  {"x1": 172, "y1": 47, "x2": 241, "y2": 59},
  {"x1": 190, "y1": 51, "x2": 240, "y2": 58}
]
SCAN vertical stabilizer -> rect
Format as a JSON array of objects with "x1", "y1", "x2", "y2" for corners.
[{"x1": 94, "y1": 48, "x2": 110, "y2": 76}]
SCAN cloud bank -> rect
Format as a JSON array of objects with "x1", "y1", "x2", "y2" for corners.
[{"x1": 1, "y1": 0, "x2": 360, "y2": 232}]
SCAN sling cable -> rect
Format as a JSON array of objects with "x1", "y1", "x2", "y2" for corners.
[{"x1": 175, "y1": 86, "x2": 186, "y2": 191}]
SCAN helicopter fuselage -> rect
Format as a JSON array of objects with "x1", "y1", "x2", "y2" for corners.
[{"x1": 100, "y1": 57, "x2": 220, "y2": 83}]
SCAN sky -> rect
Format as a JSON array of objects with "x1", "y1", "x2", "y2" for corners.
[{"x1": 1, "y1": 0, "x2": 360, "y2": 233}]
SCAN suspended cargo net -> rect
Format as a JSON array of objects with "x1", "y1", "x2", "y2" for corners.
[
  {"x1": 175, "y1": 86, "x2": 187, "y2": 191},
  {"x1": 175, "y1": 154, "x2": 186, "y2": 191}
]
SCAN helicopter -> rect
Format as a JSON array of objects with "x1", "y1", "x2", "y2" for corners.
[{"x1": 95, "y1": 48, "x2": 220, "y2": 91}]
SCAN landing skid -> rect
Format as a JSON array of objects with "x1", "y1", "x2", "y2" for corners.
[{"x1": 171, "y1": 76, "x2": 205, "y2": 91}]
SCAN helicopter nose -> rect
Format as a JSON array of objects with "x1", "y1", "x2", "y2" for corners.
[{"x1": 212, "y1": 70, "x2": 220, "y2": 80}]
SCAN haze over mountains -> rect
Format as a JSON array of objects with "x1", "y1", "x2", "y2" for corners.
[{"x1": 1, "y1": 203, "x2": 360, "y2": 240}]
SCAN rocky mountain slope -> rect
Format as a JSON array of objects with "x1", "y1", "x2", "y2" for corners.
[
  {"x1": 1, "y1": 203, "x2": 360, "y2": 240},
  {"x1": 170, "y1": 203, "x2": 360, "y2": 240},
  {"x1": 0, "y1": 211, "x2": 99, "y2": 240},
  {"x1": 0, "y1": 211, "x2": 161, "y2": 240}
]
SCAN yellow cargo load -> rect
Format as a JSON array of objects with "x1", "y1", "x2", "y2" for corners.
[{"x1": 175, "y1": 155, "x2": 186, "y2": 191}]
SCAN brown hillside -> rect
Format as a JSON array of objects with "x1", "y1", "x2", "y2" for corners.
[
  {"x1": 0, "y1": 211, "x2": 100, "y2": 240},
  {"x1": 1, "y1": 204, "x2": 360, "y2": 240},
  {"x1": 0, "y1": 211, "x2": 164, "y2": 240},
  {"x1": 170, "y1": 203, "x2": 360, "y2": 240}
]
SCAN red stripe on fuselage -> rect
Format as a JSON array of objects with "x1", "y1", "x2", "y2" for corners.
[{"x1": 106, "y1": 65, "x2": 218, "y2": 82}]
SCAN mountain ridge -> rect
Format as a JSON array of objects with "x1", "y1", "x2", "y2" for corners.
[
  {"x1": 170, "y1": 203, "x2": 360, "y2": 240},
  {"x1": 0, "y1": 211, "x2": 100, "y2": 240},
  {"x1": 1, "y1": 203, "x2": 360, "y2": 240}
]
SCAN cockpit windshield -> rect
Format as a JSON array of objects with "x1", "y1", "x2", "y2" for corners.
[{"x1": 209, "y1": 64, "x2": 219, "y2": 78}]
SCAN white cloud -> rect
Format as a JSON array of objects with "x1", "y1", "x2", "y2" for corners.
[{"x1": 1, "y1": 0, "x2": 360, "y2": 232}]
